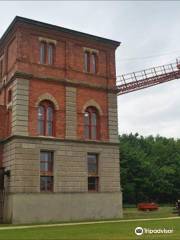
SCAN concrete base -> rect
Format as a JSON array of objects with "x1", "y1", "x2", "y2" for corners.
[{"x1": 4, "y1": 192, "x2": 122, "y2": 224}]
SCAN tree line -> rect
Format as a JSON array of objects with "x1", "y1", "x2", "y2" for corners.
[{"x1": 119, "y1": 133, "x2": 180, "y2": 204}]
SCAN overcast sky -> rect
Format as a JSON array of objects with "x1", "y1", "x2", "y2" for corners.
[{"x1": 1, "y1": 1, "x2": 180, "y2": 138}]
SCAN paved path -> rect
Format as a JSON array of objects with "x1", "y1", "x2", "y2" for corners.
[{"x1": 0, "y1": 216, "x2": 179, "y2": 231}]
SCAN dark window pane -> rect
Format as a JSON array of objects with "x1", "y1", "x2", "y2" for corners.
[
  {"x1": 88, "y1": 153, "x2": 97, "y2": 161},
  {"x1": 84, "y1": 52, "x2": 90, "y2": 72},
  {"x1": 84, "y1": 112, "x2": 89, "y2": 125},
  {"x1": 40, "y1": 42, "x2": 46, "y2": 64},
  {"x1": 40, "y1": 161, "x2": 48, "y2": 172},
  {"x1": 47, "y1": 107, "x2": 53, "y2": 121},
  {"x1": 91, "y1": 112, "x2": 97, "y2": 125},
  {"x1": 88, "y1": 177, "x2": 98, "y2": 191},
  {"x1": 47, "y1": 121, "x2": 53, "y2": 136},
  {"x1": 38, "y1": 106, "x2": 45, "y2": 135},
  {"x1": 38, "y1": 121, "x2": 44, "y2": 135},
  {"x1": 88, "y1": 154, "x2": 98, "y2": 175},
  {"x1": 41, "y1": 151, "x2": 50, "y2": 161},
  {"x1": 40, "y1": 176, "x2": 53, "y2": 191},
  {"x1": 84, "y1": 52, "x2": 88, "y2": 72},
  {"x1": 48, "y1": 44, "x2": 53, "y2": 65},
  {"x1": 40, "y1": 152, "x2": 53, "y2": 172},
  {"x1": 84, "y1": 125, "x2": 89, "y2": 139},
  {"x1": 91, "y1": 126, "x2": 97, "y2": 140},
  {"x1": 8, "y1": 90, "x2": 12, "y2": 103},
  {"x1": 46, "y1": 107, "x2": 53, "y2": 136},
  {"x1": 38, "y1": 106, "x2": 45, "y2": 120},
  {"x1": 91, "y1": 54, "x2": 97, "y2": 73},
  {"x1": 40, "y1": 151, "x2": 53, "y2": 191},
  {"x1": 84, "y1": 111, "x2": 90, "y2": 139}
]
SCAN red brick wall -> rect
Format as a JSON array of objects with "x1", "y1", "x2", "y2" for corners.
[
  {"x1": 22, "y1": 23, "x2": 117, "y2": 140},
  {"x1": 7, "y1": 37, "x2": 17, "y2": 71},
  {"x1": 1, "y1": 20, "x2": 118, "y2": 141},
  {"x1": 15, "y1": 23, "x2": 116, "y2": 89},
  {"x1": 0, "y1": 20, "x2": 118, "y2": 90},
  {"x1": 29, "y1": 80, "x2": 109, "y2": 140}
]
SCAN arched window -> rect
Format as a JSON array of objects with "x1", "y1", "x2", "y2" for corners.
[
  {"x1": 84, "y1": 107, "x2": 99, "y2": 140},
  {"x1": 38, "y1": 101, "x2": 54, "y2": 136}
]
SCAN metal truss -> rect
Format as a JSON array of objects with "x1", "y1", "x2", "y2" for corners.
[{"x1": 116, "y1": 60, "x2": 180, "y2": 95}]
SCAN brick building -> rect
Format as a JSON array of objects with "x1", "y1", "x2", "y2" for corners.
[{"x1": 0, "y1": 16, "x2": 122, "y2": 224}]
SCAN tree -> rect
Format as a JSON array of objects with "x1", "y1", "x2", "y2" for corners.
[{"x1": 119, "y1": 133, "x2": 180, "y2": 204}]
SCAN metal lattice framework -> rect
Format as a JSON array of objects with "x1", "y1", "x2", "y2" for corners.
[{"x1": 116, "y1": 60, "x2": 180, "y2": 95}]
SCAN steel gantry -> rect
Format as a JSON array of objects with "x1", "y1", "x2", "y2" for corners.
[{"x1": 116, "y1": 59, "x2": 180, "y2": 95}]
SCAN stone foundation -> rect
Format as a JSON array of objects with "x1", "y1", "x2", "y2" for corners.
[
  {"x1": 2, "y1": 136, "x2": 122, "y2": 223},
  {"x1": 4, "y1": 192, "x2": 122, "y2": 224}
]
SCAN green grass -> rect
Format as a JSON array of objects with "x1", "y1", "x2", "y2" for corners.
[
  {"x1": 0, "y1": 207, "x2": 179, "y2": 240},
  {"x1": 0, "y1": 219, "x2": 179, "y2": 240},
  {"x1": 123, "y1": 206, "x2": 175, "y2": 219}
]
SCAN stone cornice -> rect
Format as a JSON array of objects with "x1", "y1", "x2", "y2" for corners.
[
  {"x1": 1, "y1": 135, "x2": 119, "y2": 146},
  {"x1": 0, "y1": 71, "x2": 118, "y2": 94}
]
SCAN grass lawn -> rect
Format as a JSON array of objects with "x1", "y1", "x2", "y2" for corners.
[
  {"x1": 0, "y1": 218, "x2": 179, "y2": 240},
  {"x1": 123, "y1": 206, "x2": 175, "y2": 219},
  {"x1": 0, "y1": 207, "x2": 179, "y2": 240}
]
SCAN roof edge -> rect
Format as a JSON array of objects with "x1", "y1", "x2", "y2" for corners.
[{"x1": 0, "y1": 16, "x2": 121, "y2": 48}]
